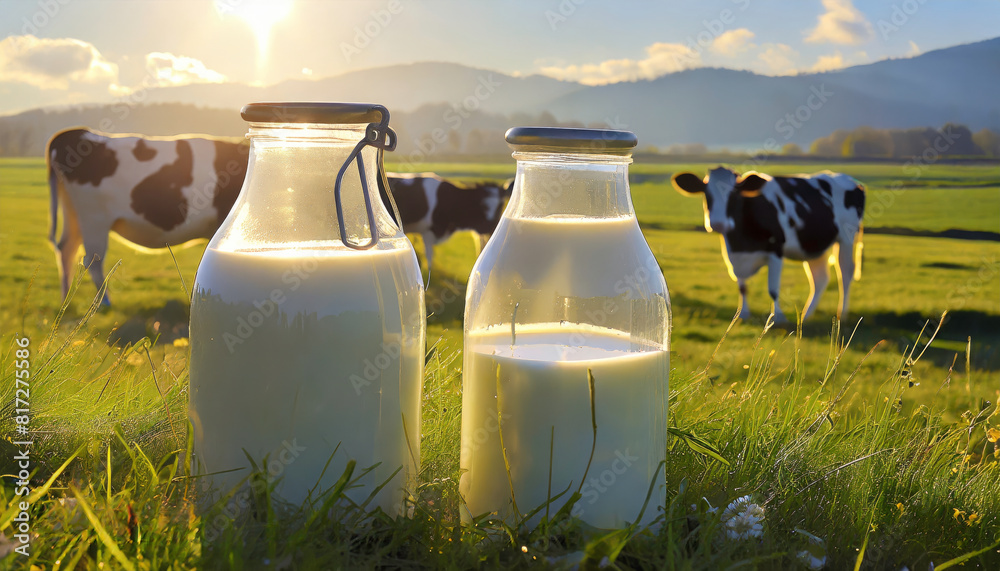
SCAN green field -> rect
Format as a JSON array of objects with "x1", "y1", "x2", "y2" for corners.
[{"x1": 1, "y1": 157, "x2": 999, "y2": 568}]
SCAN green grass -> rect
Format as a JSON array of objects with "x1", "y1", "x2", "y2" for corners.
[{"x1": 1, "y1": 157, "x2": 999, "y2": 568}]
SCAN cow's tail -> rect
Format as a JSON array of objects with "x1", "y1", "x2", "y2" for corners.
[
  {"x1": 46, "y1": 139, "x2": 60, "y2": 247},
  {"x1": 853, "y1": 222, "x2": 863, "y2": 282}
]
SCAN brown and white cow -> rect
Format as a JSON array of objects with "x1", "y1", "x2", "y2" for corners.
[
  {"x1": 672, "y1": 167, "x2": 865, "y2": 322},
  {"x1": 48, "y1": 127, "x2": 248, "y2": 306},
  {"x1": 379, "y1": 172, "x2": 512, "y2": 268}
]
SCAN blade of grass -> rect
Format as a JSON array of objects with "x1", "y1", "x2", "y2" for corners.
[
  {"x1": 496, "y1": 362, "x2": 520, "y2": 520},
  {"x1": 70, "y1": 486, "x2": 136, "y2": 571},
  {"x1": 934, "y1": 535, "x2": 1000, "y2": 570},
  {"x1": 546, "y1": 425, "x2": 554, "y2": 528},
  {"x1": 165, "y1": 244, "x2": 190, "y2": 299},
  {"x1": 576, "y1": 369, "x2": 598, "y2": 493},
  {"x1": 106, "y1": 443, "x2": 112, "y2": 502},
  {"x1": 853, "y1": 493, "x2": 881, "y2": 571},
  {"x1": 144, "y1": 343, "x2": 181, "y2": 448},
  {"x1": 667, "y1": 427, "x2": 730, "y2": 466},
  {"x1": 0, "y1": 446, "x2": 82, "y2": 529}
]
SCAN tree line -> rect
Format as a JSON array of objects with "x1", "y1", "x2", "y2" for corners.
[
  {"x1": 808, "y1": 124, "x2": 999, "y2": 158},
  {"x1": 0, "y1": 103, "x2": 997, "y2": 160},
  {"x1": 0, "y1": 103, "x2": 608, "y2": 158}
]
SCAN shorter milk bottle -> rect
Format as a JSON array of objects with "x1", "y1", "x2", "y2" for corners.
[
  {"x1": 189, "y1": 103, "x2": 424, "y2": 515},
  {"x1": 461, "y1": 127, "x2": 671, "y2": 529}
]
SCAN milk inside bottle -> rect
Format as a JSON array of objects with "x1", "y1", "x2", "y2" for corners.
[
  {"x1": 461, "y1": 127, "x2": 671, "y2": 529},
  {"x1": 188, "y1": 103, "x2": 424, "y2": 515}
]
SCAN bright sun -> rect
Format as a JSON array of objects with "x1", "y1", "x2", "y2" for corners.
[{"x1": 217, "y1": 0, "x2": 293, "y2": 65}]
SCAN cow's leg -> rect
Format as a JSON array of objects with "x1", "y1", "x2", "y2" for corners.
[
  {"x1": 766, "y1": 254, "x2": 789, "y2": 323},
  {"x1": 80, "y1": 226, "x2": 112, "y2": 307},
  {"x1": 420, "y1": 231, "x2": 436, "y2": 272},
  {"x1": 833, "y1": 241, "x2": 855, "y2": 320},
  {"x1": 56, "y1": 216, "x2": 83, "y2": 301},
  {"x1": 803, "y1": 255, "x2": 831, "y2": 321},
  {"x1": 722, "y1": 250, "x2": 767, "y2": 319},
  {"x1": 726, "y1": 251, "x2": 766, "y2": 321},
  {"x1": 737, "y1": 279, "x2": 751, "y2": 320}
]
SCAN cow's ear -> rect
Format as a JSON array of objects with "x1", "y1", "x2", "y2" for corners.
[
  {"x1": 737, "y1": 172, "x2": 767, "y2": 194},
  {"x1": 671, "y1": 172, "x2": 706, "y2": 195},
  {"x1": 502, "y1": 178, "x2": 515, "y2": 195}
]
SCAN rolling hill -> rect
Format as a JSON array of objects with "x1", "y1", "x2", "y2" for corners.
[{"x1": 1, "y1": 37, "x2": 996, "y2": 153}]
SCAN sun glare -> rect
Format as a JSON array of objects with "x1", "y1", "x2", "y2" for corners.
[{"x1": 217, "y1": 0, "x2": 293, "y2": 66}]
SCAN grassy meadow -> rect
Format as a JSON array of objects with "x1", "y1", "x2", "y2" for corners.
[{"x1": 1, "y1": 156, "x2": 999, "y2": 569}]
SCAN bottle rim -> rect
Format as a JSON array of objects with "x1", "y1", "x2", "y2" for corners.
[
  {"x1": 505, "y1": 126, "x2": 637, "y2": 156},
  {"x1": 241, "y1": 102, "x2": 388, "y2": 125}
]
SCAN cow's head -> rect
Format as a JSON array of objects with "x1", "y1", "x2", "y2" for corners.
[
  {"x1": 671, "y1": 167, "x2": 768, "y2": 234},
  {"x1": 471, "y1": 181, "x2": 509, "y2": 234}
]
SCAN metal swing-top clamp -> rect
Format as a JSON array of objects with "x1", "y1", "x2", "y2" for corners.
[
  {"x1": 241, "y1": 102, "x2": 403, "y2": 250},
  {"x1": 334, "y1": 105, "x2": 400, "y2": 250}
]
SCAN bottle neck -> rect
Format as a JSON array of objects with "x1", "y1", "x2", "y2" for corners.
[
  {"x1": 505, "y1": 152, "x2": 634, "y2": 219},
  {"x1": 212, "y1": 124, "x2": 400, "y2": 251}
]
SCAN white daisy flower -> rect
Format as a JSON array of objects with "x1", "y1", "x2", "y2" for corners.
[
  {"x1": 720, "y1": 495, "x2": 765, "y2": 540},
  {"x1": 725, "y1": 512, "x2": 763, "y2": 540}
]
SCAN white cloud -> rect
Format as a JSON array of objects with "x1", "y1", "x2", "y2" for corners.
[
  {"x1": 810, "y1": 51, "x2": 847, "y2": 72},
  {"x1": 539, "y1": 42, "x2": 700, "y2": 85},
  {"x1": 908, "y1": 41, "x2": 921, "y2": 56},
  {"x1": 757, "y1": 43, "x2": 799, "y2": 75},
  {"x1": 710, "y1": 29, "x2": 756, "y2": 57},
  {"x1": 805, "y1": 0, "x2": 874, "y2": 45},
  {"x1": 145, "y1": 52, "x2": 227, "y2": 87},
  {"x1": 0, "y1": 35, "x2": 118, "y2": 90}
]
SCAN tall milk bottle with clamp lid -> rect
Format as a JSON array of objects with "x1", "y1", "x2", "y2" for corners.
[
  {"x1": 460, "y1": 127, "x2": 671, "y2": 529},
  {"x1": 188, "y1": 103, "x2": 425, "y2": 515}
]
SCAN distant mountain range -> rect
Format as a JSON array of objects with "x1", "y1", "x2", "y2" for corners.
[{"x1": 1, "y1": 36, "x2": 997, "y2": 155}]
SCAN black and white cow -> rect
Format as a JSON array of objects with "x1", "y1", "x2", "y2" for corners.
[
  {"x1": 48, "y1": 127, "x2": 510, "y2": 306},
  {"x1": 379, "y1": 172, "x2": 512, "y2": 268},
  {"x1": 47, "y1": 127, "x2": 248, "y2": 307},
  {"x1": 671, "y1": 167, "x2": 865, "y2": 322}
]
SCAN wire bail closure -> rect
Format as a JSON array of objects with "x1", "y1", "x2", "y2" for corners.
[{"x1": 334, "y1": 105, "x2": 398, "y2": 250}]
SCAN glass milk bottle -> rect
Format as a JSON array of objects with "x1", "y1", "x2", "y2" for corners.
[
  {"x1": 460, "y1": 127, "x2": 670, "y2": 529},
  {"x1": 189, "y1": 103, "x2": 424, "y2": 515}
]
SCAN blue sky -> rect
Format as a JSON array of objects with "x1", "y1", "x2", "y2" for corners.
[{"x1": 1, "y1": 0, "x2": 998, "y2": 114}]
